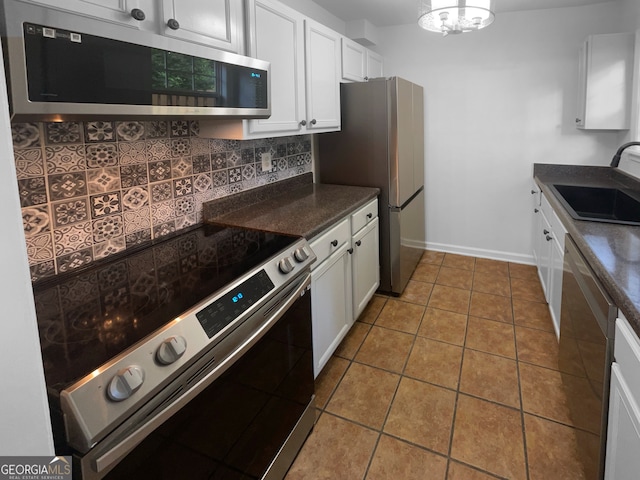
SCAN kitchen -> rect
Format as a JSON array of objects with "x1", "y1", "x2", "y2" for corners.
[{"x1": 1, "y1": 0, "x2": 640, "y2": 478}]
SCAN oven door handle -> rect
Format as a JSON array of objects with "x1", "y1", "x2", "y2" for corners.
[{"x1": 90, "y1": 272, "x2": 312, "y2": 478}]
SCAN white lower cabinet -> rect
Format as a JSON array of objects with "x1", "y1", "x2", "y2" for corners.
[
  {"x1": 309, "y1": 198, "x2": 380, "y2": 377},
  {"x1": 606, "y1": 315, "x2": 640, "y2": 479},
  {"x1": 310, "y1": 218, "x2": 352, "y2": 378}
]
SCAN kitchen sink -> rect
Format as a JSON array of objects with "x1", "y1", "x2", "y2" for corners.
[{"x1": 549, "y1": 184, "x2": 640, "y2": 226}]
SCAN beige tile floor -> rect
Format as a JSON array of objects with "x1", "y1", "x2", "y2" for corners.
[{"x1": 286, "y1": 251, "x2": 598, "y2": 480}]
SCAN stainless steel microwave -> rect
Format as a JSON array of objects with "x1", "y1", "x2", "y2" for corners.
[{"x1": 0, "y1": 1, "x2": 271, "y2": 121}]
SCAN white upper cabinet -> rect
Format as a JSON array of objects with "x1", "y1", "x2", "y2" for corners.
[
  {"x1": 341, "y1": 36, "x2": 384, "y2": 82},
  {"x1": 576, "y1": 32, "x2": 634, "y2": 130},
  {"x1": 161, "y1": 0, "x2": 244, "y2": 53},
  {"x1": 16, "y1": 0, "x2": 151, "y2": 28},
  {"x1": 304, "y1": 19, "x2": 341, "y2": 131}
]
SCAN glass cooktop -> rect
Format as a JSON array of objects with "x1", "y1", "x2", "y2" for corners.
[{"x1": 32, "y1": 224, "x2": 298, "y2": 394}]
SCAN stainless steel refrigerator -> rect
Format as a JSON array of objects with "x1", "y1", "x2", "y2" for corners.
[{"x1": 317, "y1": 77, "x2": 425, "y2": 295}]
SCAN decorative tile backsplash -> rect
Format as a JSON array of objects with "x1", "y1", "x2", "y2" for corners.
[{"x1": 12, "y1": 120, "x2": 312, "y2": 282}]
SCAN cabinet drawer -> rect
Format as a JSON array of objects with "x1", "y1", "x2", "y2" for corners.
[
  {"x1": 541, "y1": 192, "x2": 567, "y2": 251},
  {"x1": 615, "y1": 315, "x2": 640, "y2": 402},
  {"x1": 310, "y1": 217, "x2": 350, "y2": 268},
  {"x1": 351, "y1": 198, "x2": 378, "y2": 235}
]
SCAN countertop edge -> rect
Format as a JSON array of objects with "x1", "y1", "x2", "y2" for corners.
[{"x1": 533, "y1": 164, "x2": 640, "y2": 336}]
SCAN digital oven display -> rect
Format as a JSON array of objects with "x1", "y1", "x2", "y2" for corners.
[{"x1": 196, "y1": 270, "x2": 275, "y2": 339}]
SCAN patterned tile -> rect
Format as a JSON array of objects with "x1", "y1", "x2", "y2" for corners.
[
  {"x1": 44, "y1": 145, "x2": 86, "y2": 173},
  {"x1": 242, "y1": 164, "x2": 256, "y2": 180},
  {"x1": 276, "y1": 143, "x2": 287, "y2": 159},
  {"x1": 48, "y1": 172, "x2": 87, "y2": 200},
  {"x1": 94, "y1": 237, "x2": 126, "y2": 259},
  {"x1": 151, "y1": 200, "x2": 175, "y2": 225},
  {"x1": 212, "y1": 170, "x2": 227, "y2": 187},
  {"x1": 173, "y1": 177, "x2": 193, "y2": 197},
  {"x1": 56, "y1": 248, "x2": 93, "y2": 273},
  {"x1": 145, "y1": 121, "x2": 168, "y2": 139},
  {"x1": 241, "y1": 148, "x2": 255, "y2": 164},
  {"x1": 171, "y1": 157, "x2": 193, "y2": 178},
  {"x1": 26, "y1": 232, "x2": 54, "y2": 265},
  {"x1": 210, "y1": 139, "x2": 227, "y2": 153},
  {"x1": 147, "y1": 139, "x2": 172, "y2": 160},
  {"x1": 277, "y1": 158, "x2": 288, "y2": 171},
  {"x1": 86, "y1": 143, "x2": 118, "y2": 168},
  {"x1": 150, "y1": 181, "x2": 173, "y2": 203},
  {"x1": 191, "y1": 138, "x2": 210, "y2": 155},
  {"x1": 45, "y1": 122, "x2": 82, "y2": 144},
  {"x1": 120, "y1": 164, "x2": 148, "y2": 188},
  {"x1": 170, "y1": 120, "x2": 190, "y2": 137},
  {"x1": 92, "y1": 215, "x2": 124, "y2": 243},
  {"x1": 12, "y1": 123, "x2": 40, "y2": 148},
  {"x1": 153, "y1": 221, "x2": 176, "y2": 239},
  {"x1": 189, "y1": 121, "x2": 199, "y2": 136},
  {"x1": 170, "y1": 138, "x2": 191, "y2": 157},
  {"x1": 14, "y1": 148, "x2": 44, "y2": 178},
  {"x1": 30, "y1": 260, "x2": 56, "y2": 282},
  {"x1": 148, "y1": 160, "x2": 172, "y2": 182},
  {"x1": 211, "y1": 152, "x2": 226, "y2": 171},
  {"x1": 51, "y1": 198, "x2": 89, "y2": 228},
  {"x1": 228, "y1": 167, "x2": 242, "y2": 183},
  {"x1": 115, "y1": 121, "x2": 145, "y2": 141},
  {"x1": 122, "y1": 186, "x2": 149, "y2": 210},
  {"x1": 192, "y1": 154, "x2": 211, "y2": 173},
  {"x1": 174, "y1": 196, "x2": 195, "y2": 216},
  {"x1": 87, "y1": 167, "x2": 121, "y2": 194},
  {"x1": 125, "y1": 229, "x2": 152, "y2": 248},
  {"x1": 123, "y1": 207, "x2": 151, "y2": 234},
  {"x1": 118, "y1": 141, "x2": 148, "y2": 164},
  {"x1": 90, "y1": 192, "x2": 121, "y2": 218},
  {"x1": 53, "y1": 222, "x2": 93, "y2": 256},
  {"x1": 193, "y1": 173, "x2": 213, "y2": 193},
  {"x1": 18, "y1": 177, "x2": 47, "y2": 207},
  {"x1": 175, "y1": 214, "x2": 197, "y2": 230},
  {"x1": 227, "y1": 150, "x2": 241, "y2": 167},
  {"x1": 84, "y1": 121, "x2": 115, "y2": 143}
]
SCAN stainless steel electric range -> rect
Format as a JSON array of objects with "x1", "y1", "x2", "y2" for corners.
[{"x1": 32, "y1": 223, "x2": 316, "y2": 480}]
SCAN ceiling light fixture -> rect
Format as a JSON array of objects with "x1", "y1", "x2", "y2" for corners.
[{"x1": 418, "y1": 0, "x2": 495, "y2": 36}]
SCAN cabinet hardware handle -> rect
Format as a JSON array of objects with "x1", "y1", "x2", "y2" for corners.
[
  {"x1": 347, "y1": 248, "x2": 354, "y2": 254},
  {"x1": 530, "y1": 189, "x2": 538, "y2": 194},
  {"x1": 331, "y1": 239, "x2": 338, "y2": 247},
  {"x1": 543, "y1": 229, "x2": 550, "y2": 235},
  {"x1": 534, "y1": 208, "x2": 539, "y2": 213},
  {"x1": 575, "y1": 118, "x2": 582, "y2": 123},
  {"x1": 546, "y1": 235, "x2": 553, "y2": 241},
  {"x1": 355, "y1": 240, "x2": 362, "y2": 247},
  {"x1": 366, "y1": 213, "x2": 373, "y2": 218},
  {"x1": 310, "y1": 119, "x2": 317, "y2": 125},
  {"x1": 167, "y1": 18, "x2": 180, "y2": 30},
  {"x1": 299, "y1": 120, "x2": 307, "y2": 126},
  {"x1": 130, "y1": 8, "x2": 146, "y2": 21}
]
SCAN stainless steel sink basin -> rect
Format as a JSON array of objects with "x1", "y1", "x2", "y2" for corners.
[{"x1": 549, "y1": 184, "x2": 640, "y2": 226}]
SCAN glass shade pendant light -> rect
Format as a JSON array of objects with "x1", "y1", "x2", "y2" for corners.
[{"x1": 418, "y1": 0, "x2": 495, "y2": 36}]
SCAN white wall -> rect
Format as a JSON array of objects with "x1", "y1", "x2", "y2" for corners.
[
  {"x1": 277, "y1": 0, "x2": 346, "y2": 33},
  {"x1": 376, "y1": 2, "x2": 626, "y2": 263},
  {"x1": 0, "y1": 52, "x2": 54, "y2": 453}
]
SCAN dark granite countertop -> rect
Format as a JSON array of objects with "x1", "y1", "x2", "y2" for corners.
[
  {"x1": 203, "y1": 173, "x2": 380, "y2": 240},
  {"x1": 534, "y1": 164, "x2": 640, "y2": 336}
]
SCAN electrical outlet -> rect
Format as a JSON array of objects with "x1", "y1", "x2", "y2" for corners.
[{"x1": 261, "y1": 152, "x2": 272, "y2": 172}]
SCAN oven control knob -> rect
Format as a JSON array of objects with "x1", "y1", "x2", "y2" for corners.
[
  {"x1": 294, "y1": 247, "x2": 309, "y2": 262},
  {"x1": 107, "y1": 366, "x2": 145, "y2": 402},
  {"x1": 156, "y1": 336, "x2": 187, "y2": 365},
  {"x1": 278, "y1": 257, "x2": 295, "y2": 274}
]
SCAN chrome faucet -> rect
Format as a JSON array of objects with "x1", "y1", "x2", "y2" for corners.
[{"x1": 611, "y1": 142, "x2": 640, "y2": 167}]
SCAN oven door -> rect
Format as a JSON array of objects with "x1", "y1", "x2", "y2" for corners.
[{"x1": 79, "y1": 272, "x2": 314, "y2": 480}]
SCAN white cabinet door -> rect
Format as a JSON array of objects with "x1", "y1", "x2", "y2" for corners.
[
  {"x1": 352, "y1": 217, "x2": 380, "y2": 320},
  {"x1": 161, "y1": 0, "x2": 243, "y2": 53},
  {"x1": 536, "y1": 209, "x2": 552, "y2": 300},
  {"x1": 311, "y1": 243, "x2": 352, "y2": 378},
  {"x1": 246, "y1": 0, "x2": 306, "y2": 135},
  {"x1": 576, "y1": 33, "x2": 634, "y2": 130},
  {"x1": 341, "y1": 37, "x2": 366, "y2": 82},
  {"x1": 549, "y1": 237, "x2": 563, "y2": 338},
  {"x1": 18, "y1": 0, "x2": 148, "y2": 28},
  {"x1": 304, "y1": 19, "x2": 341, "y2": 131},
  {"x1": 605, "y1": 363, "x2": 640, "y2": 480},
  {"x1": 366, "y1": 49, "x2": 384, "y2": 79}
]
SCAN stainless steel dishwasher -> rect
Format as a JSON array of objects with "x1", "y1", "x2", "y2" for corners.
[{"x1": 559, "y1": 235, "x2": 616, "y2": 479}]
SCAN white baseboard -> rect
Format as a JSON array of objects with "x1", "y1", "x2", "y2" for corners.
[{"x1": 425, "y1": 241, "x2": 535, "y2": 266}]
